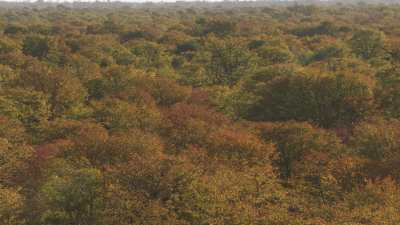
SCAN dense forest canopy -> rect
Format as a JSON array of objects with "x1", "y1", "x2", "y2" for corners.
[{"x1": 2, "y1": 2, "x2": 400, "y2": 224}]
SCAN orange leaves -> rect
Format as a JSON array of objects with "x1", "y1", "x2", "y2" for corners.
[
  {"x1": 349, "y1": 118, "x2": 400, "y2": 181},
  {"x1": 129, "y1": 75, "x2": 192, "y2": 107},
  {"x1": 206, "y1": 127, "x2": 275, "y2": 167},
  {"x1": 162, "y1": 103, "x2": 229, "y2": 151},
  {"x1": 0, "y1": 138, "x2": 35, "y2": 186},
  {"x1": 92, "y1": 98, "x2": 162, "y2": 132},
  {"x1": 0, "y1": 185, "x2": 25, "y2": 224},
  {"x1": 162, "y1": 103, "x2": 276, "y2": 170},
  {"x1": 3, "y1": 5, "x2": 400, "y2": 225},
  {"x1": 35, "y1": 139, "x2": 73, "y2": 161}
]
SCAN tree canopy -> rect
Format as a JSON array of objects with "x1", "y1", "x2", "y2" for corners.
[{"x1": 1, "y1": 2, "x2": 400, "y2": 224}]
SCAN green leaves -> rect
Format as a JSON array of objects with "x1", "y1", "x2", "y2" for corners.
[
  {"x1": 246, "y1": 72, "x2": 375, "y2": 128},
  {"x1": 350, "y1": 29, "x2": 386, "y2": 60},
  {"x1": 40, "y1": 168, "x2": 104, "y2": 225},
  {"x1": 205, "y1": 37, "x2": 255, "y2": 86},
  {"x1": 1, "y1": 4, "x2": 400, "y2": 225},
  {"x1": 22, "y1": 36, "x2": 50, "y2": 59}
]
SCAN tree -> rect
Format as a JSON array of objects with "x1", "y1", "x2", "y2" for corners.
[
  {"x1": 291, "y1": 21, "x2": 340, "y2": 37},
  {"x1": 128, "y1": 75, "x2": 191, "y2": 106},
  {"x1": 258, "y1": 122, "x2": 343, "y2": 181},
  {"x1": 246, "y1": 72, "x2": 375, "y2": 128},
  {"x1": 3, "y1": 24, "x2": 27, "y2": 35},
  {"x1": 333, "y1": 178, "x2": 400, "y2": 225},
  {"x1": 205, "y1": 37, "x2": 254, "y2": 86},
  {"x1": 176, "y1": 41, "x2": 200, "y2": 54},
  {"x1": 0, "y1": 65, "x2": 17, "y2": 88},
  {"x1": 1, "y1": 89, "x2": 50, "y2": 133},
  {"x1": 22, "y1": 36, "x2": 50, "y2": 59},
  {"x1": 0, "y1": 37, "x2": 18, "y2": 55},
  {"x1": 350, "y1": 29, "x2": 386, "y2": 60},
  {"x1": 0, "y1": 186, "x2": 25, "y2": 225},
  {"x1": 201, "y1": 19, "x2": 237, "y2": 37},
  {"x1": 0, "y1": 116, "x2": 26, "y2": 144},
  {"x1": 93, "y1": 65, "x2": 139, "y2": 98},
  {"x1": 92, "y1": 98, "x2": 162, "y2": 132},
  {"x1": 101, "y1": 132, "x2": 169, "y2": 225},
  {"x1": 256, "y1": 45, "x2": 294, "y2": 65},
  {"x1": 307, "y1": 43, "x2": 347, "y2": 64},
  {"x1": 130, "y1": 41, "x2": 171, "y2": 73},
  {"x1": 39, "y1": 168, "x2": 104, "y2": 225},
  {"x1": 0, "y1": 138, "x2": 34, "y2": 186},
  {"x1": 206, "y1": 126, "x2": 275, "y2": 167},
  {"x1": 350, "y1": 118, "x2": 400, "y2": 180},
  {"x1": 17, "y1": 61, "x2": 88, "y2": 118},
  {"x1": 64, "y1": 54, "x2": 102, "y2": 83},
  {"x1": 375, "y1": 66, "x2": 400, "y2": 119},
  {"x1": 161, "y1": 103, "x2": 229, "y2": 151}
]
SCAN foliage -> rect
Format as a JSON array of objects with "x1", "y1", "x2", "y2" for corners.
[
  {"x1": 246, "y1": 72, "x2": 375, "y2": 128},
  {"x1": 0, "y1": 3, "x2": 399, "y2": 225}
]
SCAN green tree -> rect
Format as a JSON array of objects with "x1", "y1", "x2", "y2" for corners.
[
  {"x1": 258, "y1": 122, "x2": 343, "y2": 181},
  {"x1": 17, "y1": 61, "x2": 88, "y2": 118},
  {"x1": 350, "y1": 29, "x2": 386, "y2": 60},
  {"x1": 205, "y1": 37, "x2": 254, "y2": 85},
  {"x1": 22, "y1": 36, "x2": 50, "y2": 59},
  {"x1": 92, "y1": 98, "x2": 161, "y2": 132},
  {"x1": 247, "y1": 72, "x2": 375, "y2": 128},
  {"x1": 202, "y1": 19, "x2": 237, "y2": 37},
  {"x1": 375, "y1": 66, "x2": 400, "y2": 119},
  {"x1": 40, "y1": 168, "x2": 104, "y2": 225},
  {"x1": 256, "y1": 45, "x2": 294, "y2": 65},
  {"x1": 1, "y1": 89, "x2": 49, "y2": 133}
]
